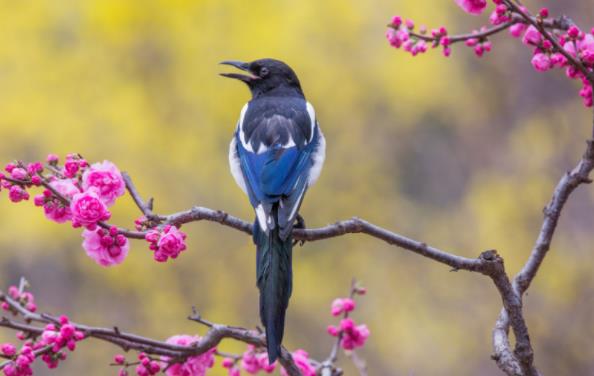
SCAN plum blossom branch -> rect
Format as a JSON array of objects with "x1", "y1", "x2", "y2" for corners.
[
  {"x1": 402, "y1": 14, "x2": 570, "y2": 47},
  {"x1": 384, "y1": 2, "x2": 594, "y2": 374},
  {"x1": 0, "y1": 283, "x2": 306, "y2": 376},
  {"x1": 502, "y1": 0, "x2": 593, "y2": 82}
]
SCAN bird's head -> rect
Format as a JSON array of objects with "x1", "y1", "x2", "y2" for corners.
[{"x1": 220, "y1": 58, "x2": 304, "y2": 98}]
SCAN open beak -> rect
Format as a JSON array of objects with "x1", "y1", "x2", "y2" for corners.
[{"x1": 219, "y1": 60, "x2": 259, "y2": 82}]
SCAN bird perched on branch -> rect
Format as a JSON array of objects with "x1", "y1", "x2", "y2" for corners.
[{"x1": 221, "y1": 59, "x2": 326, "y2": 362}]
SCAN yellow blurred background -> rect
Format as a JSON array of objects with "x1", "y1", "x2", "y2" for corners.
[{"x1": 0, "y1": 0, "x2": 593, "y2": 374}]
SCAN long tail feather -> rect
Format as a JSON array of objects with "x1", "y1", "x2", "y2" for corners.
[{"x1": 254, "y1": 211, "x2": 293, "y2": 363}]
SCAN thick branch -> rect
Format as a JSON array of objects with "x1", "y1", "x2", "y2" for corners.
[{"x1": 490, "y1": 140, "x2": 594, "y2": 376}]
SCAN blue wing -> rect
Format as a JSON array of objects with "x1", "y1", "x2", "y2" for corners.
[{"x1": 231, "y1": 98, "x2": 320, "y2": 237}]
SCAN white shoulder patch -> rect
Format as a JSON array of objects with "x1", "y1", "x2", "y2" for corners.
[
  {"x1": 308, "y1": 126, "x2": 326, "y2": 186},
  {"x1": 306, "y1": 102, "x2": 316, "y2": 143},
  {"x1": 228, "y1": 137, "x2": 247, "y2": 194},
  {"x1": 237, "y1": 103, "x2": 254, "y2": 152}
]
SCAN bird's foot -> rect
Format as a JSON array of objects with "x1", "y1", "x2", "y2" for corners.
[{"x1": 292, "y1": 214, "x2": 306, "y2": 247}]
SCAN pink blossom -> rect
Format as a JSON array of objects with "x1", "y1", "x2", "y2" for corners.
[
  {"x1": 1, "y1": 343, "x2": 16, "y2": 356},
  {"x1": 564, "y1": 41, "x2": 577, "y2": 57},
  {"x1": 327, "y1": 325, "x2": 339, "y2": 336},
  {"x1": 70, "y1": 189, "x2": 111, "y2": 229},
  {"x1": 531, "y1": 53, "x2": 552, "y2": 72},
  {"x1": 550, "y1": 53, "x2": 568, "y2": 67},
  {"x1": 509, "y1": 23, "x2": 527, "y2": 38},
  {"x1": 4, "y1": 163, "x2": 15, "y2": 173},
  {"x1": 10, "y1": 168, "x2": 27, "y2": 180},
  {"x1": 114, "y1": 354, "x2": 126, "y2": 365},
  {"x1": 161, "y1": 335, "x2": 215, "y2": 376},
  {"x1": 26, "y1": 162, "x2": 43, "y2": 175},
  {"x1": 331, "y1": 298, "x2": 356, "y2": 316},
  {"x1": 339, "y1": 318, "x2": 370, "y2": 350},
  {"x1": 578, "y1": 34, "x2": 594, "y2": 64},
  {"x1": 146, "y1": 225, "x2": 187, "y2": 262},
  {"x1": 81, "y1": 161, "x2": 125, "y2": 206},
  {"x1": 256, "y1": 353, "x2": 276, "y2": 373},
  {"x1": 391, "y1": 16, "x2": 402, "y2": 28},
  {"x1": 522, "y1": 25, "x2": 542, "y2": 46},
  {"x1": 221, "y1": 358, "x2": 234, "y2": 369},
  {"x1": 455, "y1": 0, "x2": 487, "y2": 15},
  {"x1": 489, "y1": 7, "x2": 509, "y2": 26},
  {"x1": 8, "y1": 186, "x2": 29, "y2": 203},
  {"x1": 82, "y1": 228, "x2": 129, "y2": 267},
  {"x1": 46, "y1": 154, "x2": 59, "y2": 164},
  {"x1": 280, "y1": 350, "x2": 316, "y2": 376},
  {"x1": 36, "y1": 179, "x2": 81, "y2": 223},
  {"x1": 568, "y1": 25, "x2": 580, "y2": 39},
  {"x1": 63, "y1": 159, "x2": 80, "y2": 178}
]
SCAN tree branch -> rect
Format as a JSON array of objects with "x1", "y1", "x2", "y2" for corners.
[{"x1": 0, "y1": 290, "x2": 304, "y2": 376}]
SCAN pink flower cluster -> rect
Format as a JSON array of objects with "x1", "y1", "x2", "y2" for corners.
[
  {"x1": 241, "y1": 345, "x2": 276, "y2": 374},
  {"x1": 0, "y1": 315, "x2": 85, "y2": 375},
  {"x1": 81, "y1": 160, "x2": 126, "y2": 206},
  {"x1": 34, "y1": 179, "x2": 80, "y2": 223},
  {"x1": 280, "y1": 350, "x2": 316, "y2": 376},
  {"x1": 386, "y1": 2, "x2": 594, "y2": 107},
  {"x1": 0, "y1": 161, "x2": 44, "y2": 203},
  {"x1": 385, "y1": 16, "x2": 449, "y2": 57},
  {"x1": 160, "y1": 335, "x2": 215, "y2": 376},
  {"x1": 134, "y1": 352, "x2": 162, "y2": 376},
  {"x1": 521, "y1": 24, "x2": 594, "y2": 106},
  {"x1": 40, "y1": 316, "x2": 85, "y2": 361},
  {"x1": 327, "y1": 318, "x2": 370, "y2": 351},
  {"x1": 62, "y1": 154, "x2": 88, "y2": 178},
  {"x1": 1, "y1": 154, "x2": 142, "y2": 267},
  {"x1": 456, "y1": 0, "x2": 487, "y2": 15},
  {"x1": 326, "y1": 286, "x2": 370, "y2": 351},
  {"x1": 464, "y1": 29, "x2": 493, "y2": 57},
  {"x1": 1, "y1": 285, "x2": 37, "y2": 313},
  {"x1": 145, "y1": 225, "x2": 188, "y2": 262},
  {"x1": 221, "y1": 346, "x2": 316, "y2": 376},
  {"x1": 331, "y1": 298, "x2": 356, "y2": 316},
  {"x1": 82, "y1": 227, "x2": 129, "y2": 266}
]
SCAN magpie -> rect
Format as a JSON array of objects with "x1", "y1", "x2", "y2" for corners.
[{"x1": 221, "y1": 58, "x2": 326, "y2": 362}]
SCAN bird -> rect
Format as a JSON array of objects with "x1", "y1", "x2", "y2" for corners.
[{"x1": 221, "y1": 58, "x2": 326, "y2": 363}]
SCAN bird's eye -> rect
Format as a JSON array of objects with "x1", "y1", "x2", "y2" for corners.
[{"x1": 259, "y1": 67, "x2": 269, "y2": 77}]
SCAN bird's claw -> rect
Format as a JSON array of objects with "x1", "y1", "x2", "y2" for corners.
[{"x1": 292, "y1": 214, "x2": 306, "y2": 247}]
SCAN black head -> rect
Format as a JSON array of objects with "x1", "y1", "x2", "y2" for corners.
[{"x1": 220, "y1": 58, "x2": 304, "y2": 98}]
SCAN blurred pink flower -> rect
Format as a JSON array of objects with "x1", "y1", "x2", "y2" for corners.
[
  {"x1": 36, "y1": 179, "x2": 81, "y2": 223},
  {"x1": 531, "y1": 53, "x2": 552, "y2": 72},
  {"x1": 331, "y1": 298, "x2": 356, "y2": 316},
  {"x1": 82, "y1": 160, "x2": 125, "y2": 206},
  {"x1": 509, "y1": 23, "x2": 527, "y2": 38},
  {"x1": 339, "y1": 318, "x2": 370, "y2": 350},
  {"x1": 8, "y1": 186, "x2": 29, "y2": 203},
  {"x1": 82, "y1": 228, "x2": 129, "y2": 267},
  {"x1": 522, "y1": 25, "x2": 542, "y2": 46},
  {"x1": 161, "y1": 335, "x2": 215, "y2": 376},
  {"x1": 10, "y1": 168, "x2": 27, "y2": 180},
  {"x1": 280, "y1": 349, "x2": 315, "y2": 376},
  {"x1": 146, "y1": 225, "x2": 187, "y2": 262},
  {"x1": 455, "y1": 0, "x2": 487, "y2": 15}
]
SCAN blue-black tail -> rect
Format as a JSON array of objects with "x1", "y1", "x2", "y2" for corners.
[{"x1": 253, "y1": 209, "x2": 293, "y2": 364}]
